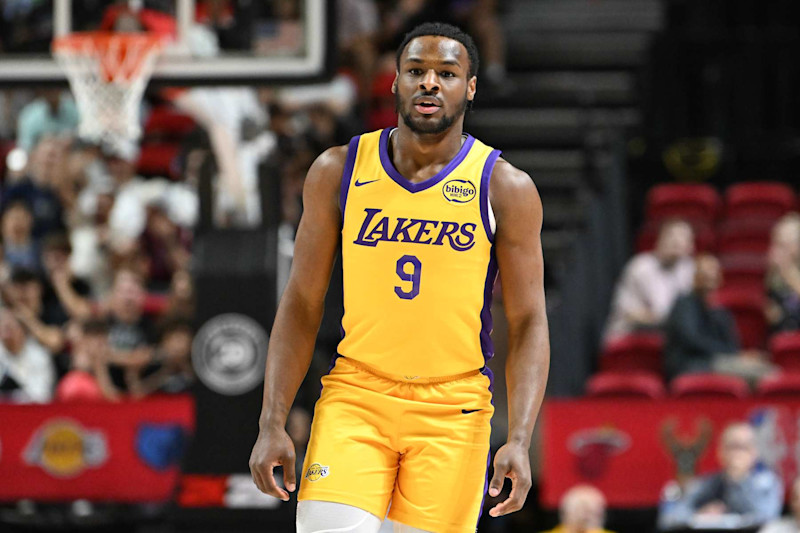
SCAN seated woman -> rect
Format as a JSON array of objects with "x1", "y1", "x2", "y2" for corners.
[{"x1": 766, "y1": 213, "x2": 800, "y2": 333}]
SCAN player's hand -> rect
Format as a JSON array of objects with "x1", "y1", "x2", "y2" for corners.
[
  {"x1": 487, "y1": 442, "x2": 532, "y2": 517},
  {"x1": 249, "y1": 425, "x2": 297, "y2": 501}
]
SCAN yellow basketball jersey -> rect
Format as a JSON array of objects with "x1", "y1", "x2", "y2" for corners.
[{"x1": 337, "y1": 128, "x2": 501, "y2": 378}]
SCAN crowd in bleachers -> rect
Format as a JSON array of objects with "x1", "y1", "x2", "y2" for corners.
[
  {"x1": 0, "y1": 96, "x2": 199, "y2": 402},
  {"x1": 594, "y1": 182, "x2": 800, "y2": 400}
]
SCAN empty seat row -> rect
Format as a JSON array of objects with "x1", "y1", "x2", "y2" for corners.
[
  {"x1": 637, "y1": 217, "x2": 780, "y2": 255},
  {"x1": 587, "y1": 371, "x2": 800, "y2": 400},
  {"x1": 645, "y1": 182, "x2": 797, "y2": 225},
  {"x1": 601, "y1": 331, "x2": 800, "y2": 374}
]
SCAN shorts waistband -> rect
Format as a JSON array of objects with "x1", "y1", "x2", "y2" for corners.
[{"x1": 340, "y1": 357, "x2": 483, "y2": 384}]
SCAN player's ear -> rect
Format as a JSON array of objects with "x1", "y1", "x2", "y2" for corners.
[
  {"x1": 392, "y1": 73, "x2": 398, "y2": 94},
  {"x1": 467, "y1": 75, "x2": 477, "y2": 102}
]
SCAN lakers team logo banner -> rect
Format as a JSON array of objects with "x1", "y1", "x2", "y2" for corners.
[
  {"x1": 24, "y1": 419, "x2": 108, "y2": 478},
  {"x1": 542, "y1": 398, "x2": 800, "y2": 508},
  {"x1": 0, "y1": 397, "x2": 194, "y2": 501}
]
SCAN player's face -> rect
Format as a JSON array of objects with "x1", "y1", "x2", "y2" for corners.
[{"x1": 394, "y1": 36, "x2": 476, "y2": 135}]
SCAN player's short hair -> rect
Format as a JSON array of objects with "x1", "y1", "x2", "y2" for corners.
[{"x1": 396, "y1": 22, "x2": 480, "y2": 79}]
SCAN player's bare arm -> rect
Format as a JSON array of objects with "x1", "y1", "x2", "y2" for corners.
[
  {"x1": 249, "y1": 145, "x2": 346, "y2": 501},
  {"x1": 487, "y1": 159, "x2": 550, "y2": 517}
]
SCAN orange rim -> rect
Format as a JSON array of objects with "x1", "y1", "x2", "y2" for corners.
[{"x1": 53, "y1": 31, "x2": 163, "y2": 82}]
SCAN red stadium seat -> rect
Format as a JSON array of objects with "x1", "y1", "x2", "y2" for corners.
[
  {"x1": 718, "y1": 218, "x2": 775, "y2": 255},
  {"x1": 600, "y1": 333, "x2": 664, "y2": 375},
  {"x1": 725, "y1": 182, "x2": 797, "y2": 221},
  {"x1": 756, "y1": 373, "x2": 800, "y2": 399},
  {"x1": 645, "y1": 184, "x2": 722, "y2": 225},
  {"x1": 143, "y1": 293, "x2": 169, "y2": 317},
  {"x1": 144, "y1": 106, "x2": 196, "y2": 139},
  {"x1": 720, "y1": 252, "x2": 767, "y2": 291},
  {"x1": 586, "y1": 371, "x2": 666, "y2": 399},
  {"x1": 137, "y1": 142, "x2": 180, "y2": 178},
  {"x1": 671, "y1": 373, "x2": 749, "y2": 399},
  {"x1": 711, "y1": 287, "x2": 767, "y2": 349},
  {"x1": 770, "y1": 332, "x2": 800, "y2": 372},
  {"x1": 635, "y1": 219, "x2": 716, "y2": 253}
]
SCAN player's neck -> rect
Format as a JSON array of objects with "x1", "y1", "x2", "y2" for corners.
[{"x1": 390, "y1": 123, "x2": 465, "y2": 182}]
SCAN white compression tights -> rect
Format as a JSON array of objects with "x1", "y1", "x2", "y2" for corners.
[{"x1": 296, "y1": 501, "x2": 432, "y2": 533}]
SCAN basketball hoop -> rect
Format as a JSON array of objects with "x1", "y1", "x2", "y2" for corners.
[{"x1": 53, "y1": 31, "x2": 164, "y2": 153}]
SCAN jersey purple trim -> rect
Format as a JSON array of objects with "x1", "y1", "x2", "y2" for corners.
[
  {"x1": 378, "y1": 128, "x2": 476, "y2": 193},
  {"x1": 480, "y1": 250, "x2": 499, "y2": 363},
  {"x1": 339, "y1": 135, "x2": 361, "y2": 220},
  {"x1": 480, "y1": 149, "x2": 502, "y2": 243}
]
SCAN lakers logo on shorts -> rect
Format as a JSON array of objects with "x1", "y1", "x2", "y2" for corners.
[{"x1": 305, "y1": 462, "x2": 330, "y2": 482}]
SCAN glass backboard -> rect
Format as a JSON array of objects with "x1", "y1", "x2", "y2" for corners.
[{"x1": 0, "y1": 0, "x2": 333, "y2": 85}]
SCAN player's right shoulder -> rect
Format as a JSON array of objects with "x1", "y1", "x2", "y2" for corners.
[
  {"x1": 312, "y1": 145, "x2": 349, "y2": 178},
  {"x1": 303, "y1": 144, "x2": 350, "y2": 208}
]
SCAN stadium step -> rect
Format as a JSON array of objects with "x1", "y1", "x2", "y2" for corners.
[
  {"x1": 502, "y1": 149, "x2": 586, "y2": 171},
  {"x1": 506, "y1": 32, "x2": 653, "y2": 70},
  {"x1": 487, "y1": 71, "x2": 638, "y2": 108},
  {"x1": 505, "y1": 0, "x2": 664, "y2": 33},
  {"x1": 466, "y1": 108, "x2": 640, "y2": 148}
]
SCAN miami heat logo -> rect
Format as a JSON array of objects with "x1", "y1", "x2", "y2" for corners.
[
  {"x1": 568, "y1": 426, "x2": 630, "y2": 479},
  {"x1": 442, "y1": 179, "x2": 477, "y2": 204},
  {"x1": 305, "y1": 463, "x2": 330, "y2": 482}
]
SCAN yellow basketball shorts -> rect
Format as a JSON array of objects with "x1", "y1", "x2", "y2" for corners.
[{"x1": 298, "y1": 356, "x2": 494, "y2": 533}]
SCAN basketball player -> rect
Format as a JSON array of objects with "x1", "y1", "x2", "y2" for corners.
[{"x1": 250, "y1": 22, "x2": 550, "y2": 532}]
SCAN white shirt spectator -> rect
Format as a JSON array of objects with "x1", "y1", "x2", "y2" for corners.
[
  {"x1": 760, "y1": 518, "x2": 800, "y2": 533},
  {"x1": 16, "y1": 92, "x2": 80, "y2": 152},
  {"x1": 0, "y1": 337, "x2": 55, "y2": 403},
  {"x1": 604, "y1": 252, "x2": 695, "y2": 341}
]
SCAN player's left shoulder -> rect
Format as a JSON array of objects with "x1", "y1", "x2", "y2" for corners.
[{"x1": 488, "y1": 158, "x2": 541, "y2": 219}]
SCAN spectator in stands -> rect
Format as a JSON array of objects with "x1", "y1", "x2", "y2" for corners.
[
  {"x1": 56, "y1": 319, "x2": 118, "y2": 402},
  {"x1": 0, "y1": 308, "x2": 54, "y2": 403},
  {"x1": 15, "y1": 89, "x2": 79, "y2": 152},
  {"x1": 171, "y1": 86, "x2": 270, "y2": 228},
  {"x1": 106, "y1": 144, "x2": 151, "y2": 252},
  {"x1": 3, "y1": 268, "x2": 66, "y2": 359},
  {"x1": 3, "y1": 135, "x2": 68, "y2": 239},
  {"x1": 604, "y1": 219, "x2": 695, "y2": 343},
  {"x1": 658, "y1": 422, "x2": 782, "y2": 530},
  {"x1": 338, "y1": 0, "x2": 379, "y2": 100},
  {"x1": 70, "y1": 185, "x2": 115, "y2": 296},
  {"x1": 766, "y1": 213, "x2": 800, "y2": 333},
  {"x1": 664, "y1": 254, "x2": 773, "y2": 381},
  {"x1": 543, "y1": 484, "x2": 615, "y2": 533},
  {"x1": 40, "y1": 232, "x2": 92, "y2": 326},
  {"x1": 53, "y1": 266, "x2": 155, "y2": 395},
  {"x1": 165, "y1": 269, "x2": 195, "y2": 319},
  {"x1": 140, "y1": 203, "x2": 191, "y2": 290},
  {"x1": 138, "y1": 317, "x2": 194, "y2": 395},
  {"x1": 1, "y1": 200, "x2": 40, "y2": 272},
  {"x1": 760, "y1": 477, "x2": 800, "y2": 533}
]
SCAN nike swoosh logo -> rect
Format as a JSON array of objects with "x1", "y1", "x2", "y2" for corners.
[
  {"x1": 354, "y1": 178, "x2": 380, "y2": 187},
  {"x1": 461, "y1": 409, "x2": 482, "y2": 414}
]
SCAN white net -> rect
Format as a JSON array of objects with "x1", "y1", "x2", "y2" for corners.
[{"x1": 53, "y1": 32, "x2": 162, "y2": 153}]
